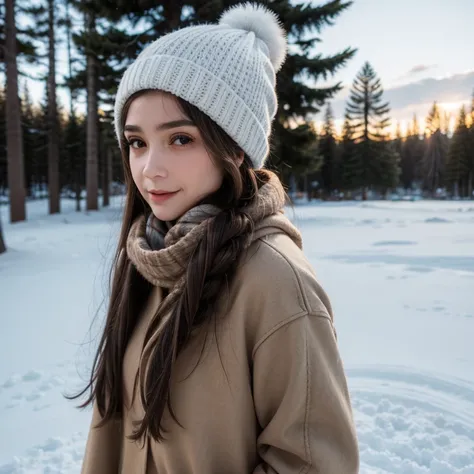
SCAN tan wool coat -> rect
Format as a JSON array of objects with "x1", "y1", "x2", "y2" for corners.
[{"x1": 81, "y1": 225, "x2": 359, "y2": 473}]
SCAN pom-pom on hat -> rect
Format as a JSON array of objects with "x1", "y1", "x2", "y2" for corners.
[{"x1": 114, "y1": 2, "x2": 287, "y2": 169}]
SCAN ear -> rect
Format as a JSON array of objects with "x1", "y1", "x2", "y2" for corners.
[{"x1": 236, "y1": 151, "x2": 245, "y2": 167}]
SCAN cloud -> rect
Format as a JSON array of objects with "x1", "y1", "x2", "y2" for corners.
[
  {"x1": 328, "y1": 70, "x2": 474, "y2": 121},
  {"x1": 407, "y1": 64, "x2": 437, "y2": 75}
]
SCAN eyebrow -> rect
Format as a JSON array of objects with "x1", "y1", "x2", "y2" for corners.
[{"x1": 124, "y1": 119, "x2": 195, "y2": 133}]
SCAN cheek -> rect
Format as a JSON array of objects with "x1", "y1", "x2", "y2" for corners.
[
  {"x1": 209, "y1": 165, "x2": 224, "y2": 190},
  {"x1": 129, "y1": 159, "x2": 144, "y2": 191},
  {"x1": 193, "y1": 156, "x2": 223, "y2": 189}
]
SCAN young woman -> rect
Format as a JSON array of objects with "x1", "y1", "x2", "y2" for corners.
[{"x1": 77, "y1": 3, "x2": 359, "y2": 473}]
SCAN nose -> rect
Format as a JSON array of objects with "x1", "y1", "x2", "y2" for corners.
[{"x1": 142, "y1": 146, "x2": 168, "y2": 179}]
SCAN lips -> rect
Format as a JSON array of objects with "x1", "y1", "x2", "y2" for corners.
[
  {"x1": 149, "y1": 190, "x2": 174, "y2": 195},
  {"x1": 148, "y1": 190, "x2": 178, "y2": 203}
]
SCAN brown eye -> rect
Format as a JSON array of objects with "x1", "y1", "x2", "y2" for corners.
[
  {"x1": 171, "y1": 135, "x2": 193, "y2": 146},
  {"x1": 127, "y1": 139, "x2": 145, "y2": 149}
]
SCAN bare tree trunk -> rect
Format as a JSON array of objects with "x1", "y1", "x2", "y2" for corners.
[
  {"x1": 468, "y1": 171, "x2": 473, "y2": 200},
  {"x1": 102, "y1": 146, "x2": 111, "y2": 207},
  {"x1": 303, "y1": 173, "x2": 309, "y2": 200},
  {"x1": 86, "y1": 11, "x2": 98, "y2": 211},
  {"x1": 5, "y1": 0, "x2": 26, "y2": 222},
  {"x1": 0, "y1": 216, "x2": 6, "y2": 253},
  {"x1": 107, "y1": 147, "x2": 113, "y2": 200},
  {"x1": 66, "y1": 0, "x2": 81, "y2": 211},
  {"x1": 47, "y1": 0, "x2": 60, "y2": 214},
  {"x1": 163, "y1": 0, "x2": 182, "y2": 30},
  {"x1": 454, "y1": 181, "x2": 459, "y2": 199},
  {"x1": 75, "y1": 178, "x2": 81, "y2": 211},
  {"x1": 65, "y1": 0, "x2": 75, "y2": 115}
]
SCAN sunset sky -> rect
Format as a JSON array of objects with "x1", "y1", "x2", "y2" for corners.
[{"x1": 313, "y1": 0, "x2": 473, "y2": 135}]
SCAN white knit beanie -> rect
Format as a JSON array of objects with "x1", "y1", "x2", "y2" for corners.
[{"x1": 114, "y1": 3, "x2": 287, "y2": 169}]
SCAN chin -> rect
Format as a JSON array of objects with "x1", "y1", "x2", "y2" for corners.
[
  {"x1": 149, "y1": 199, "x2": 192, "y2": 222},
  {"x1": 150, "y1": 206, "x2": 181, "y2": 222}
]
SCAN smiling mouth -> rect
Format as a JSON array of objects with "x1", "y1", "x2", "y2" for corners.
[{"x1": 148, "y1": 190, "x2": 178, "y2": 203}]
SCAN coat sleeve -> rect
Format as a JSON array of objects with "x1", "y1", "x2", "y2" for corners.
[{"x1": 251, "y1": 312, "x2": 359, "y2": 474}]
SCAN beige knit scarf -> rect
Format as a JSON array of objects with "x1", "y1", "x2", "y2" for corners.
[{"x1": 126, "y1": 170, "x2": 302, "y2": 290}]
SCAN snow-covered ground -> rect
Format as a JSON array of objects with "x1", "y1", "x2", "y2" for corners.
[{"x1": 1, "y1": 198, "x2": 473, "y2": 473}]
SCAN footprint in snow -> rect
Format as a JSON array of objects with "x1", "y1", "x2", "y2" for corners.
[
  {"x1": 372, "y1": 240, "x2": 417, "y2": 246},
  {"x1": 5, "y1": 402, "x2": 20, "y2": 409},
  {"x1": 33, "y1": 403, "x2": 51, "y2": 412},
  {"x1": 2, "y1": 375, "x2": 21, "y2": 389},
  {"x1": 22, "y1": 370, "x2": 42, "y2": 382},
  {"x1": 425, "y1": 217, "x2": 452, "y2": 223},
  {"x1": 25, "y1": 392, "x2": 42, "y2": 402},
  {"x1": 406, "y1": 266, "x2": 434, "y2": 273}
]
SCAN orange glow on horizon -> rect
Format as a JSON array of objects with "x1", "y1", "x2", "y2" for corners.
[{"x1": 314, "y1": 100, "x2": 470, "y2": 140}]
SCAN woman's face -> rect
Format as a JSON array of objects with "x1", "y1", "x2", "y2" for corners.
[{"x1": 124, "y1": 91, "x2": 224, "y2": 221}]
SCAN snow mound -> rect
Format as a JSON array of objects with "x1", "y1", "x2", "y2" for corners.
[{"x1": 351, "y1": 366, "x2": 474, "y2": 473}]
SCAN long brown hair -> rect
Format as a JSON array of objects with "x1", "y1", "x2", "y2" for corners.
[{"x1": 70, "y1": 90, "x2": 266, "y2": 442}]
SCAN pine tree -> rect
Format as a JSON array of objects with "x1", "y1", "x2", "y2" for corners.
[
  {"x1": 61, "y1": 113, "x2": 86, "y2": 209},
  {"x1": 264, "y1": 1, "x2": 356, "y2": 180},
  {"x1": 5, "y1": 0, "x2": 27, "y2": 222},
  {"x1": 24, "y1": 0, "x2": 62, "y2": 212},
  {"x1": 63, "y1": 0, "x2": 76, "y2": 114},
  {"x1": 197, "y1": 1, "x2": 356, "y2": 183},
  {"x1": 393, "y1": 123, "x2": 403, "y2": 186},
  {"x1": 0, "y1": 86, "x2": 5, "y2": 252},
  {"x1": 59, "y1": 0, "x2": 84, "y2": 210},
  {"x1": 344, "y1": 61, "x2": 399, "y2": 198},
  {"x1": 0, "y1": 1, "x2": 37, "y2": 68},
  {"x1": 46, "y1": 0, "x2": 60, "y2": 213},
  {"x1": 469, "y1": 89, "x2": 474, "y2": 198},
  {"x1": 394, "y1": 122, "x2": 403, "y2": 155},
  {"x1": 401, "y1": 115, "x2": 423, "y2": 190},
  {"x1": 20, "y1": 91, "x2": 49, "y2": 199},
  {"x1": 319, "y1": 103, "x2": 338, "y2": 196},
  {"x1": 469, "y1": 89, "x2": 474, "y2": 127},
  {"x1": 0, "y1": 219, "x2": 5, "y2": 253},
  {"x1": 446, "y1": 106, "x2": 471, "y2": 197},
  {"x1": 423, "y1": 102, "x2": 448, "y2": 194},
  {"x1": 441, "y1": 110, "x2": 451, "y2": 135},
  {"x1": 340, "y1": 112, "x2": 358, "y2": 193},
  {"x1": 471, "y1": 89, "x2": 474, "y2": 124},
  {"x1": 22, "y1": 83, "x2": 39, "y2": 197},
  {"x1": 67, "y1": 0, "x2": 148, "y2": 210},
  {"x1": 395, "y1": 122, "x2": 417, "y2": 190},
  {"x1": 410, "y1": 114, "x2": 424, "y2": 184},
  {"x1": 0, "y1": 88, "x2": 6, "y2": 195},
  {"x1": 347, "y1": 62, "x2": 391, "y2": 142},
  {"x1": 84, "y1": 7, "x2": 99, "y2": 210},
  {"x1": 8, "y1": 0, "x2": 62, "y2": 214},
  {"x1": 425, "y1": 101, "x2": 441, "y2": 134},
  {"x1": 275, "y1": 121, "x2": 321, "y2": 197}
]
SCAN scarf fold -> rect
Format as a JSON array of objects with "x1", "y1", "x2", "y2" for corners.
[{"x1": 126, "y1": 169, "x2": 302, "y2": 290}]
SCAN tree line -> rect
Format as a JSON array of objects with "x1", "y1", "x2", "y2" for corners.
[
  {"x1": 316, "y1": 62, "x2": 474, "y2": 201},
  {"x1": 0, "y1": 0, "x2": 473, "y2": 255}
]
